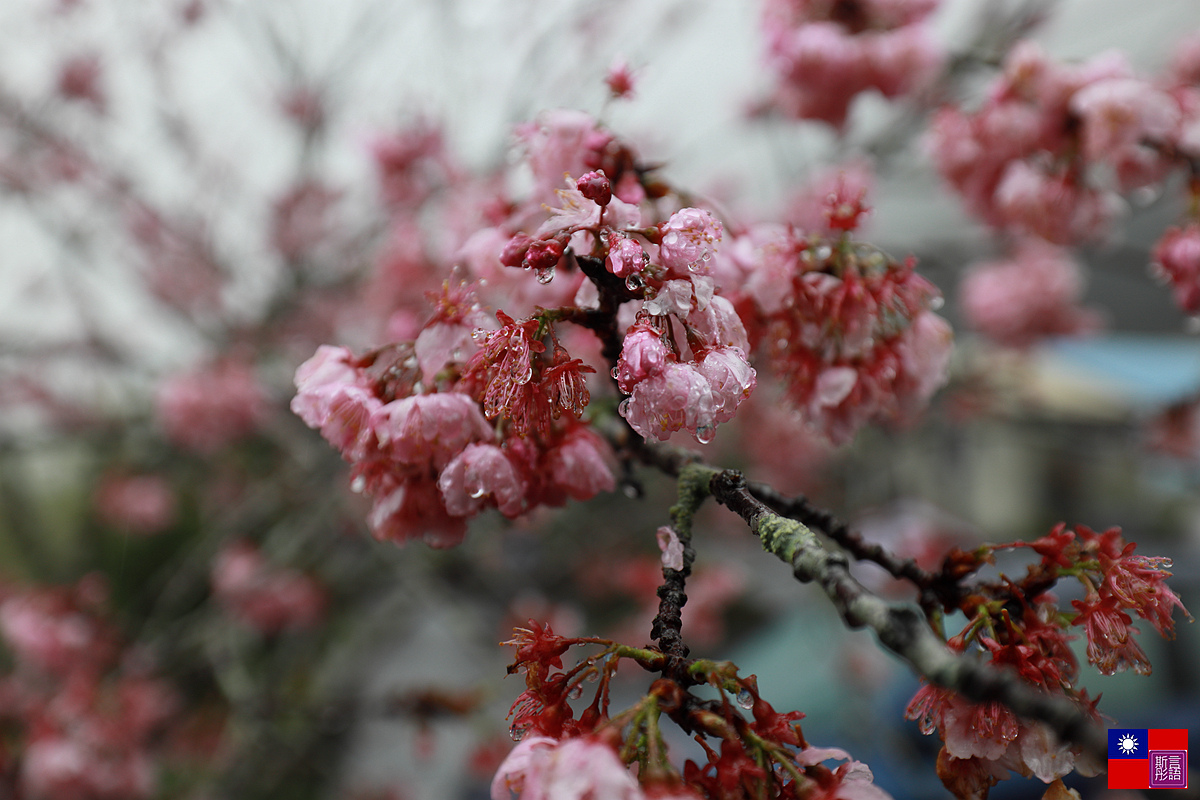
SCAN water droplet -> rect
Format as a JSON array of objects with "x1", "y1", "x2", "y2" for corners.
[
  {"x1": 568, "y1": 684, "x2": 583, "y2": 699},
  {"x1": 621, "y1": 483, "x2": 641, "y2": 499},
  {"x1": 694, "y1": 424, "x2": 715, "y2": 444},
  {"x1": 618, "y1": 398, "x2": 631, "y2": 417},
  {"x1": 816, "y1": 245, "x2": 832, "y2": 261},
  {"x1": 536, "y1": 265, "x2": 555, "y2": 284},
  {"x1": 509, "y1": 724, "x2": 527, "y2": 741},
  {"x1": 625, "y1": 273, "x2": 645, "y2": 291},
  {"x1": 350, "y1": 476, "x2": 366, "y2": 493},
  {"x1": 664, "y1": 231, "x2": 679, "y2": 246},
  {"x1": 929, "y1": 296, "x2": 945, "y2": 310},
  {"x1": 611, "y1": 367, "x2": 620, "y2": 379},
  {"x1": 1160, "y1": 558, "x2": 1174, "y2": 568},
  {"x1": 586, "y1": 670, "x2": 600, "y2": 683},
  {"x1": 469, "y1": 485, "x2": 487, "y2": 499},
  {"x1": 735, "y1": 689, "x2": 754, "y2": 709}
]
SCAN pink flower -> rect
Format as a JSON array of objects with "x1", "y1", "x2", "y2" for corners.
[
  {"x1": 606, "y1": 235, "x2": 647, "y2": 279},
  {"x1": 542, "y1": 426, "x2": 616, "y2": 502},
  {"x1": 491, "y1": 736, "x2": 640, "y2": 800},
  {"x1": 959, "y1": 241, "x2": 1098, "y2": 348},
  {"x1": 93, "y1": 474, "x2": 175, "y2": 535},
  {"x1": 1102, "y1": 554, "x2": 1191, "y2": 638},
  {"x1": 373, "y1": 393, "x2": 494, "y2": 469},
  {"x1": 1070, "y1": 78, "x2": 1177, "y2": 174},
  {"x1": 992, "y1": 161, "x2": 1118, "y2": 245},
  {"x1": 696, "y1": 347, "x2": 756, "y2": 424},
  {"x1": 56, "y1": 53, "x2": 105, "y2": 111},
  {"x1": 157, "y1": 358, "x2": 269, "y2": 454},
  {"x1": 211, "y1": 542, "x2": 326, "y2": 635},
  {"x1": 656, "y1": 526, "x2": 685, "y2": 571},
  {"x1": 893, "y1": 311, "x2": 953, "y2": 417},
  {"x1": 605, "y1": 58, "x2": 637, "y2": 99},
  {"x1": 368, "y1": 477, "x2": 468, "y2": 548},
  {"x1": 686, "y1": 295, "x2": 751, "y2": 353},
  {"x1": 517, "y1": 111, "x2": 613, "y2": 204},
  {"x1": 620, "y1": 362, "x2": 717, "y2": 443},
  {"x1": 644, "y1": 279, "x2": 697, "y2": 317},
  {"x1": 1152, "y1": 224, "x2": 1200, "y2": 314},
  {"x1": 0, "y1": 589, "x2": 110, "y2": 676},
  {"x1": 658, "y1": 208, "x2": 723, "y2": 274},
  {"x1": 438, "y1": 443, "x2": 527, "y2": 518},
  {"x1": 22, "y1": 734, "x2": 155, "y2": 800},
  {"x1": 1070, "y1": 597, "x2": 1151, "y2": 675},
  {"x1": 614, "y1": 323, "x2": 671, "y2": 393}
]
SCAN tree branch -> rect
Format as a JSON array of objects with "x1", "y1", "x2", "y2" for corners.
[{"x1": 706, "y1": 468, "x2": 1107, "y2": 765}]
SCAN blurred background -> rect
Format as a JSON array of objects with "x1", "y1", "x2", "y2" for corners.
[{"x1": 0, "y1": 0, "x2": 1198, "y2": 798}]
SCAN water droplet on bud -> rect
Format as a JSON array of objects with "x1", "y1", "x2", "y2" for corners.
[
  {"x1": 618, "y1": 398, "x2": 631, "y2": 417},
  {"x1": 536, "y1": 266, "x2": 555, "y2": 284},
  {"x1": 694, "y1": 424, "x2": 715, "y2": 444},
  {"x1": 736, "y1": 688, "x2": 754, "y2": 709},
  {"x1": 1160, "y1": 558, "x2": 1174, "y2": 569},
  {"x1": 469, "y1": 486, "x2": 487, "y2": 499},
  {"x1": 625, "y1": 273, "x2": 645, "y2": 291},
  {"x1": 929, "y1": 296, "x2": 945, "y2": 310},
  {"x1": 509, "y1": 724, "x2": 527, "y2": 741},
  {"x1": 611, "y1": 367, "x2": 620, "y2": 379},
  {"x1": 350, "y1": 476, "x2": 366, "y2": 493},
  {"x1": 568, "y1": 684, "x2": 583, "y2": 699}
]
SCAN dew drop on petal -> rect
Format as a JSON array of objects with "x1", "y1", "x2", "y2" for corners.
[
  {"x1": 929, "y1": 295, "x2": 945, "y2": 310},
  {"x1": 611, "y1": 367, "x2": 620, "y2": 379},
  {"x1": 350, "y1": 475, "x2": 366, "y2": 493},
  {"x1": 618, "y1": 398, "x2": 631, "y2": 417},
  {"x1": 1160, "y1": 558, "x2": 1174, "y2": 568},
  {"x1": 469, "y1": 485, "x2": 487, "y2": 499},
  {"x1": 735, "y1": 688, "x2": 754, "y2": 709}
]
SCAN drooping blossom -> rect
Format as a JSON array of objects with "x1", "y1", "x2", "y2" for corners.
[
  {"x1": 959, "y1": 240, "x2": 1100, "y2": 348},
  {"x1": 1151, "y1": 223, "x2": 1200, "y2": 314},
  {"x1": 93, "y1": 473, "x2": 176, "y2": 535},
  {"x1": 211, "y1": 542, "x2": 326, "y2": 635},
  {"x1": 157, "y1": 357, "x2": 269, "y2": 454},
  {"x1": 491, "y1": 736, "x2": 640, "y2": 800},
  {"x1": 761, "y1": 0, "x2": 942, "y2": 127},
  {"x1": 744, "y1": 222, "x2": 950, "y2": 444}
]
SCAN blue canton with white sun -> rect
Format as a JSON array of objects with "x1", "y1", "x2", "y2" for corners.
[{"x1": 1109, "y1": 729, "x2": 1148, "y2": 759}]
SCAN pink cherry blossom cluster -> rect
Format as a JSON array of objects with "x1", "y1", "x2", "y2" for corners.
[
  {"x1": 156, "y1": 356, "x2": 269, "y2": 454},
  {"x1": 292, "y1": 293, "x2": 615, "y2": 547},
  {"x1": 210, "y1": 541, "x2": 327, "y2": 636},
  {"x1": 929, "y1": 41, "x2": 1191, "y2": 245},
  {"x1": 1151, "y1": 223, "x2": 1200, "y2": 315},
  {"x1": 760, "y1": 0, "x2": 942, "y2": 127},
  {"x1": 495, "y1": 623, "x2": 892, "y2": 800},
  {"x1": 0, "y1": 577, "x2": 178, "y2": 800},
  {"x1": 739, "y1": 222, "x2": 951, "y2": 444},
  {"x1": 958, "y1": 240, "x2": 1100, "y2": 348},
  {"x1": 92, "y1": 472, "x2": 176, "y2": 536},
  {"x1": 905, "y1": 522, "x2": 1189, "y2": 797},
  {"x1": 615, "y1": 305, "x2": 756, "y2": 445}
]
